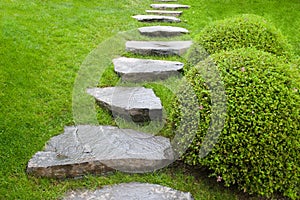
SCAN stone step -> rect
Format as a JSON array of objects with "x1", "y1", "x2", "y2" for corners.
[
  {"x1": 132, "y1": 15, "x2": 180, "y2": 23},
  {"x1": 145, "y1": 10, "x2": 182, "y2": 17},
  {"x1": 113, "y1": 57, "x2": 184, "y2": 82},
  {"x1": 150, "y1": 4, "x2": 190, "y2": 10},
  {"x1": 126, "y1": 40, "x2": 192, "y2": 56},
  {"x1": 27, "y1": 125, "x2": 174, "y2": 178},
  {"x1": 138, "y1": 26, "x2": 189, "y2": 37},
  {"x1": 64, "y1": 182, "x2": 194, "y2": 199},
  {"x1": 87, "y1": 87, "x2": 162, "y2": 122}
]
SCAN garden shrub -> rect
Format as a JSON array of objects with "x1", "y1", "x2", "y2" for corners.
[
  {"x1": 194, "y1": 14, "x2": 292, "y2": 58},
  {"x1": 171, "y1": 48, "x2": 300, "y2": 199}
]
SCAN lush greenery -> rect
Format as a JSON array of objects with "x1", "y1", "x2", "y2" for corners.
[
  {"x1": 182, "y1": 48, "x2": 299, "y2": 198},
  {"x1": 173, "y1": 12, "x2": 300, "y2": 199},
  {"x1": 194, "y1": 14, "x2": 292, "y2": 57},
  {"x1": 183, "y1": 0, "x2": 300, "y2": 56},
  {"x1": 175, "y1": 12, "x2": 300, "y2": 199},
  {"x1": 1, "y1": 0, "x2": 299, "y2": 199}
]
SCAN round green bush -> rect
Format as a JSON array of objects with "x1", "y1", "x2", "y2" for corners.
[
  {"x1": 172, "y1": 48, "x2": 300, "y2": 199},
  {"x1": 195, "y1": 14, "x2": 292, "y2": 57}
]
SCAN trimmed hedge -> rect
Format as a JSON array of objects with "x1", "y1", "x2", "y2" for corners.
[
  {"x1": 172, "y1": 48, "x2": 300, "y2": 199},
  {"x1": 194, "y1": 14, "x2": 292, "y2": 57}
]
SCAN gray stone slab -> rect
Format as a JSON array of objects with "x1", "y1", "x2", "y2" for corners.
[
  {"x1": 113, "y1": 57, "x2": 183, "y2": 82},
  {"x1": 132, "y1": 15, "x2": 180, "y2": 23},
  {"x1": 27, "y1": 125, "x2": 174, "y2": 178},
  {"x1": 87, "y1": 87, "x2": 162, "y2": 122},
  {"x1": 151, "y1": 4, "x2": 190, "y2": 10},
  {"x1": 126, "y1": 40, "x2": 192, "y2": 56},
  {"x1": 138, "y1": 25, "x2": 189, "y2": 37},
  {"x1": 64, "y1": 182, "x2": 194, "y2": 200},
  {"x1": 146, "y1": 10, "x2": 182, "y2": 17}
]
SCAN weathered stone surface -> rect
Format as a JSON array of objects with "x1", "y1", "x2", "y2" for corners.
[
  {"x1": 113, "y1": 57, "x2": 183, "y2": 82},
  {"x1": 64, "y1": 182, "x2": 194, "y2": 200},
  {"x1": 151, "y1": 4, "x2": 190, "y2": 10},
  {"x1": 87, "y1": 87, "x2": 162, "y2": 122},
  {"x1": 126, "y1": 40, "x2": 192, "y2": 56},
  {"x1": 132, "y1": 15, "x2": 180, "y2": 23},
  {"x1": 146, "y1": 10, "x2": 182, "y2": 17},
  {"x1": 27, "y1": 125, "x2": 174, "y2": 178},
  {"x1": 138, "y1": 25, "x2": 189, "y2": 37}
]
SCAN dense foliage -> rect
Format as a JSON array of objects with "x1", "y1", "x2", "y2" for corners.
[
  {"x1": 173, "y1": 48, "x2": 300, "y2": 199},
  {"x1": 194, "y1": 14, "x2": 292, "y2": 57}
]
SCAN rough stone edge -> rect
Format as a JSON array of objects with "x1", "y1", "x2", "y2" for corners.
[{"x1": 27, "y1": 152, "x2": 115, "y2": 179}]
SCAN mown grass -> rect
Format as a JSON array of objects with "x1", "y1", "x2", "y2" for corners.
[{"x1": 0, "y1": 0, "x2": 299, "y2": 199}]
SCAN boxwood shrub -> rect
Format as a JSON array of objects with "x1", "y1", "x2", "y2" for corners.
[
  {"x1": 171, "y1": 48, "x2": 300, "y2": 199},
  {"x1": 194, "y1": 14, "x2": 292, "y2": 58}
]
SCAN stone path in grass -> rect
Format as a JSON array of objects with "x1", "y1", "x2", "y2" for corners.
[
  {"x1": 27, "y1": 125, "x2": 174, "y2": 178},
  {"x1": 113, "y1": 57, "x2": 184, "y2": 82},
  {"x1": 138, "y1": 25, "x2": 189, "y2": 37},
  {"x1": 27, "y1": 0, "x2": 194, "y2": 198},
  {"x1": 87, "y1": 87, "x2": 163, "y2": 123},
  {"x1": 64, "y1": 182, "x2": 193, "y2": 200},
  {"x1": 151, "y1": 4, "x2": 190, "y2": 10},
  {"x1": 132, "y1": 14, "x2": 181, "y2": 23},
  {"x1": 126, "y1": 40, "x2": 192, "y2": 56},
  {"x1": 146, "y1": 10, "x2": 183, "y2": 16}
]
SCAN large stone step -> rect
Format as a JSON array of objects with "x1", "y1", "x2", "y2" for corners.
[
  {"x1": 126, "y1": 40, "x2": 192, "y2": 56},
  {"x1": 132, "y1": 15, "x2": 180, "y2": 23},
  {"x1": 151, "y1": 4, "x2": 190, "y2": 10},
  {"x1": 64, "y1": 182, "x2": 194, "y2": 199},
  {"x1": 146, "y1": 10, "x2": 182, "y2": 17},
  {"x1": 27, "y1": 125, "x2": 174, "y2": 178},
  {"x1": 113, "y1": 57, "x2": 184, "y2": 82},
  {"x1": 138, "y1": 25, "x2": 189, "y2": 37},
  {"x1": 87, "y1": 87, "x2": 162, "y2": 122}
]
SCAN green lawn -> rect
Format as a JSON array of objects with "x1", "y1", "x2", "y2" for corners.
[{"x1": 0, "y1": 0, "x2": 299, "y2": 199}]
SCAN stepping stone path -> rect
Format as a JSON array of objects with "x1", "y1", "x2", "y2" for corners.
[
  {"x1": 151, "y1": 4, "x2": 190, "y2": 10},
  {"x1": 126, "y1": 40, "x2": 192, "y2": 56},
  {"x1": 28, "y1": 0, "x2": 193, "y2": 198},
  {"x1": 87, "y1": 87, "x2": 163, "y2": 123},
  {"x1": 138, "y1": 26, "x2": 189, "y2": 37},
  {"x1": 64, "y1": 182, "x2": 193, "y2": 200},
  {"x1": 146, "y1": 10, "x2": 182, "y2": 17},
  {"x1": 27, "y1": 125, "x2": 174, "y2": 178},
  {"x1": 132, "y1": 15, "x2": 180, "y2": 23},
  {"x1": 113, "y1": 57, "x2": 184, "y2": 82}
]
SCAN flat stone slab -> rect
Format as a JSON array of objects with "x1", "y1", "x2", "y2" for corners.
[
  {"x1": 64, "y1": 182, "x2": 194, "y2": 200},
  {"x1": 138, "y1": 26, "x2": 189, "y2": 37},
  {"x1": 132, "y1": 15, "x2": 180, "y2": 23},
  {"x1": 27, "y1": 125, "x2": 174, "y2": 178},
  {"x1": 126, "y1": 40, "x2": 192, "y2": 56},
  {"x1": 151, "y1": 4, "x2": 190, "y2": 10},
  {"x1": 146, "y1": 10, "x2": 182, "y2": 17},
  {"x1": 87, "y1": 87, "x2": 162, "y2": 122},
  {"x1": 113, "y1": 57, "x2": 184, "y2": 81}
]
